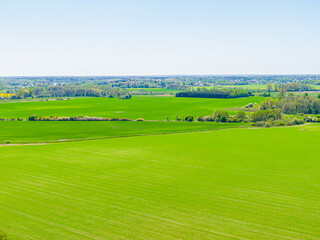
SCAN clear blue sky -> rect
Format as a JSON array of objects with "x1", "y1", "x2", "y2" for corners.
[{"x1": 0, "y1": 0, "x2": 319, "y2": 76}]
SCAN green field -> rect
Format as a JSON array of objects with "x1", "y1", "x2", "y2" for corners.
[
  {"x1": 0, "y1": 96, "x2": 263, "y2": 120},
  {"x1": 0, "y1": 121, "x2": 247, "y2": 144},
  {"x1": 1, "y1": 95, "x2": 319, "y2": 239},
  {"x1": 1, "y1": 125, "x2": 320, "y2": 239},
  {"x1": 126, "y1": 88, "x2": 178, "y2": 92}
]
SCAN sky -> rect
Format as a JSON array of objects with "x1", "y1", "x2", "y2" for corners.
[{"x1": 0, "y1": 0, "x2": 319, "y2": 76}]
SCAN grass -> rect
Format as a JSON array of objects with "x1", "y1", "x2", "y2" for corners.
[
  {"x1": 0, "y1": 96, "x2": 263, "y2": 120},
  {"x1": 0, "y1": 125, "x2": 319, "y2": 239},
  {"x1": 0, "y1": 121, "x2": 248, "y2": 144}
]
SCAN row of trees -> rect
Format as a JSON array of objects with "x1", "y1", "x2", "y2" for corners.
[
  {"x1": 266, "y1": 83, "x2": 314, "y2": 92},
  {"x1": 1, "y1": 86, "x2": 132, "y2": 99},
  {"x1": 27, "y1": 115, "x2": 143, "y2": 121},
  {"x1": 176, "y1": 89, "x2": 253, "y2": 98},
  {"x1": 260, "y1": 95, "x2": 320, "y2": 114}
]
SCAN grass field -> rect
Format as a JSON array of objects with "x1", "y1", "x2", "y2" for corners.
[
  {"x1": 0, "y1": 96, "x2": 263, "y2": 120},
  {"x1": 1, "y1": 125, "x2": 320, "y2": 239},
  {"x1": 0, "y1": 121, "x2": 247, "y2": 144}
]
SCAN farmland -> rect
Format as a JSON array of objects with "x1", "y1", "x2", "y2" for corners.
[
  {"x1": 1, "y1": 92, "x2": 320, "y2": 239},
  {"x1": 0, "y1": 121, "x2": 247, "y2": 144},
  {"x1": 0, "y1": 96, "x2": 263, "y2": 120},
  {"x1": 1, "y1": 125, "x2": 320, "y2": 239}
]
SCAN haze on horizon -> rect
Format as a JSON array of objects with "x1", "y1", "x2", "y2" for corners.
[{"x1": 0, "y1": 0, "x2": 319, "y2": 76}]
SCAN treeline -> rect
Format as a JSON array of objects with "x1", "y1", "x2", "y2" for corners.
[
  {"x1": 2, "y1": 86, "x2": 132, "y2": 99},
  {"x1": 33, "y1": 86, "x2": 131, "y2": 98},
  {"x1": 266, "y1": 83, "x2": 314, "y2": 92},
  {"x1": 28, "y1": 116, "x2": 144, "y2": 121},
  {"x1": 176, "y1": 89, "x2": 253, "y2": 98},
  {"x1": 260, "y1": 95, "x2": 320, "y2": 114}
]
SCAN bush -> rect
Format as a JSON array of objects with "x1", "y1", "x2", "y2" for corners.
[
  {"x1": 236, "y1": 111, "x2": 246, "y2": 120},
  {"x1": 227, "y1": 118, "x2": 239, "y2": 123},
  {"x1": 273, "y1": 120, "x2": 286, "y2": 126},
  {"x1": 251, "y1": 109, "x2": 281, "y2": 122},
  {"x1": 213, "y1": 110, "x2": 229, "y2": 122},
  {"x1": 136, "y1": 118, "x2": 144, "y2": 121},
  {"x1": 176, "y1": 116, "x2": 182, "y2": 121},
  {"x1": 286, "y1": 121, "x2": 294, "y2": 126},
  {"x1": 203, "y1": 116, "x2": 214, "y2": 121},
  {"x1": 264, "y1": 122, "x2": 272, "y2": 127},
  {"x1": 185, "y1": 116, "x2": 194, "y2": 122},
  {"x1": 0, "y1": 230, "x2": 8, "y2": 240},
  {"x1": 197, "y1": 116, "x2": 204, "y2": 122},
  {"x1": 304, "y1": 116, "x2": 313, "y2": 122},
  {"x1": 293, "y1": 117, "x2": 304, "y2": 125}
]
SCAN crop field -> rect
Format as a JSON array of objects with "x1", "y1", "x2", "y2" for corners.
[
  {"x1": 1, "y1": 125, "x2": 320, "y2": 239},
  {"x1": 0, "y1": 121, "x2": 247, "y2": 144},
  {"x1": 126, "y1": 88, "x2": 178, "y2": 92},
  {"x1": 0, "y1": 96, "x2": 263, "y2": 120}
]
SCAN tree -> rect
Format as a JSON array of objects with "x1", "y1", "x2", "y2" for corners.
[
  {"x1": 236, "y1": 111, "x2": 246, "y2": 119},
  {"x1": 266, "y1": 84, "x2": 273, "y2": 92},
  {"x1": 278, "y1": 86, "x2": 286, "y2": 98},
  {"x1": 213, "y1": 110, "x2": 229, "y2": 122}
]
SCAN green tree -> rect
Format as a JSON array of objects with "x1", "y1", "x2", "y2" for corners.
[
  {"x1": 236, "y1": 111, "x2": 246, "y2": 119},
  {"x1": 266, "y1": 84, "x2": 273, "y2": 92}
]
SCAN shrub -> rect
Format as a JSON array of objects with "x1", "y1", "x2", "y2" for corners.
[
  {"x1": 197, "y1": 116, "x2": 204, "y2": 122},
  {"x1": 0, "y1": 230, "x2": 8, "y2": 240},
  {"x1": 227, "y1": 118, "x2": 239, "y2": 123},
  {"x1": 203, "y1": 116, "x2": 214, "y2": 121},
  {"x1": 304, "y1": 116, "x2": 313, "y2": 122},
  {"x1": 185, "y1": 115, "x2": 194, "y2": 122},
  {"x1": 251, "y1": 109, "x2": 281, "y2": 122},
  {"x1": 136, "y1": 118, "x2": 144, "y2": 121},
  {"x1": 236, "y1": 111, "x2": 246, "y2": 119},
  {"x1": 286, "y1": 121, "x2": 294, "y2": 126},
  {"x1": 273, "y1": 120, "x2": 286, "y2": 126},
  {"x1": 176, "y1": 116, "x2": 182, "y2": 121},
  {"x1": 213, "y1": 110, "x2": 229, "y2": 122},
  {"x1": 264, "y1": 122, "x2": 272, "y2": 127},
  {"x1": 293, "y1": 117, "x2": 304, "y2": 125},
  {"x1": 220, "y1": 115, "x2": 227, "y2": 122}
]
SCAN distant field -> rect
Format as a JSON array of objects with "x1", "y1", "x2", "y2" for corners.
[
  {"x1": 0, "y1": 96, "x2": 263, "y2": 120},
  {"x1": 194, "y1": 85, "x2": 268, "y2": 91},
  {"x1": 126, "y1": 88, "x2": 178, "y2": 92},
  {"x1": 0, "y1": 121, "x2": 247, "y2": 144},
  {"x1": 1, "y1": 125, "x2": 319, "y2": 239}
]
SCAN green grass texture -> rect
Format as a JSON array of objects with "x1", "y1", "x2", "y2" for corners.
[{"x1": 1, "y1": 125, "x2": 319, "y2": 239}]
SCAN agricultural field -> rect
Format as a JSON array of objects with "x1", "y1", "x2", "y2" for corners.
[
  {"x1": 1, "y1": 125, "x2": 320, "y2": 239},
  {"x1": 126, "y1": 88, "x2": 178, "y2": 92},
  {"x1": 1, "y1": 93, "x2": 320, "y2": 239},
  {"x1": 0, "y1": 96, "x2": 263, "y2": 120},
  {"x1": 0, "y1": 121, "x2": 247, "y2": 144}
]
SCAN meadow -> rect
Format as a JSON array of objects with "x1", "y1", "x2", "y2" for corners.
[
  {"x1": 1, "y1": 125, "x2": 319, "y2": 239},
  {"x1": 0, "y1": 96, "x2": 263, "y2": 120}
]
